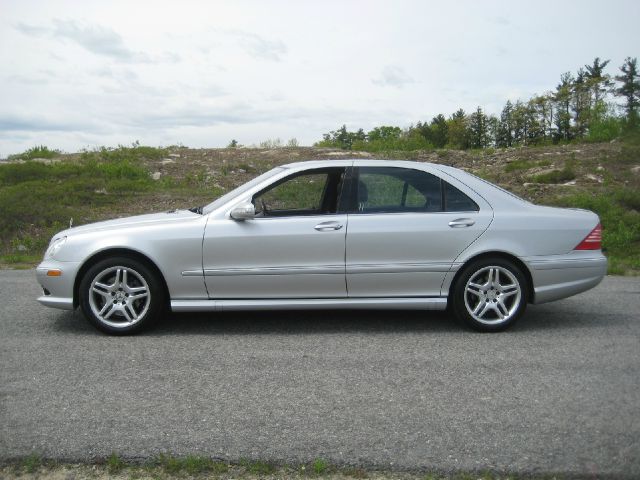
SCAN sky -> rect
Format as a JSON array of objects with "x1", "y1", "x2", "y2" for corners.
[{"x1": 0, "y1": 0, "x2": 638, "y2": 157}]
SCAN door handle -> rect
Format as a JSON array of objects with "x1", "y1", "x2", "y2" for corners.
[
  {"x1": 448, "y1": 218, "x2": 475, "y2": 228},
  {"x1": 314, "y1": 221, "x2": 343, "y2": 231}
]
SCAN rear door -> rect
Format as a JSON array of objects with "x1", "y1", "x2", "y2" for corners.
[{"x1": 345, "y1": 166, "x2": 493, "y2": 297}]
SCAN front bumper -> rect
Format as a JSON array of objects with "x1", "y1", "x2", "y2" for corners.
[{"x1": 36, "y1": 259, "x2": 81, "y2": 310}]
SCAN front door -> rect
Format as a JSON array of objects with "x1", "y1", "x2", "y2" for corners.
[{"x1": 202, "y1": 167, "x2": 348, "y2": 299}]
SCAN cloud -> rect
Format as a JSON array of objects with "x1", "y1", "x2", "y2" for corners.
[
  {"x1": 15, "y1": 23, "x2": 49, "y2": 36},
  {"x1": 224, "y1": 30, "x2": 287, "y2": 62},
  {"x1": 0, "y1": 113, "x2": 95, "y2": 133},
  {"x1": 492, "y1": 16, "x2": 511, "y2": 26},
  {"x1": 15, "y1": 20, "x2": 180, "y2": 64},
  {"x1": 52, "y1": 19, "x2": 151, "y2": 62},
  {"x1": 372, "y1": 66, "x2": 414, "y2": 88}
]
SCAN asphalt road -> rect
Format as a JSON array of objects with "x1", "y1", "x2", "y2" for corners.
[{"x1": 1, "y1": 270, "x2": 639, "y2": 477}]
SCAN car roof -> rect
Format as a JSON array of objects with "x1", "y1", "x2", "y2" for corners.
[{"x1": 280, "y1": 159, "x2": 439, "y2": 169}]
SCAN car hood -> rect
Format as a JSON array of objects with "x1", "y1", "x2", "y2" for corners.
[{"x1": 57, "y1": 210, "x2": 201, "y2": 237}]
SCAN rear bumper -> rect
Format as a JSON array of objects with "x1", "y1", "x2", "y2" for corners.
[
  {"x1": 525, "y1": 253, "x2": 607, "y2": 304},
  {"x1": 36, "y1": 259, "x2": 80, "y2": 310}
]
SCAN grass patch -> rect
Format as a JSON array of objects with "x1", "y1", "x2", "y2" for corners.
[
  {"x1": 0, "y1": 144, "x2": 220, "y2": 261},
  {"x1": 239, "y1": 458, "x2": 277, "y2": 475},
  {"x1": 505, "y1": 159, "x2": 552, "y2": 173},
  {"x1": 8, "y1": 145, "x2": 60, "y2": 161},
  {"x1": 505, "y1": 159, "x2": 534, "y2": 172},
  {"x1": 531, "y1": 166, "x2": 576, "y2": 184},
  {"x1": 106, "y1": 452, "x2": 125, "y2": 474},
  {"x1": 21, "y1": 453, "x2": 42, "y2": 473},
  {"x1": 156, "y1": 454, "x2": 229, "y2": 475},
  {"x1": 0, "y1": 456, "x2": 578, "y2": 479},
  {"x1": 312, "y1": 458, "x2": 330, "y2": 475}
]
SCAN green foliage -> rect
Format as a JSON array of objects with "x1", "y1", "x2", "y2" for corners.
[
  {"x1": 505, "y1": 160, "x2": 535, "y2": 172},
  {"x1": 0, "y1": 145, "x2": 177, "y2": 257},
  {"x1": 239, "y1": 458, "x2": 277, "y2": 475},
  {"x1": 8, "y1": 145, "x2": 60, "y2": 160},
  {"x1": 317, "y1": 124, "x2": 432, "y2": 151},
  {"x1": 312, "y1": 458, "x2": 330, "y2": 475},
  {"x1": 106, "y1": 452, "x2": 125, "y2": 474},
  {"x1": 588, "y1": 116, "x2": 623, "y2": 142},
  {"x1": 21, "y1": 453, "x2": 42, "y2": 473},
  {"x1": 532, "y1": 166, "x2": 576, "y2": 184},
  {"x1": 615, "y1": 57, "x2": 640, "y2": 130},
  {"x1": 505, "y1": 159, "x2": 552, "y2": 173},
  {"x1": 156, "y1": 454, "x2": 228, "y2": 474}
]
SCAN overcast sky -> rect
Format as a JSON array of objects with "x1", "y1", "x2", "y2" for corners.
[{"x1": 1, "y1": 0, "x2": 638, "y2": 156}]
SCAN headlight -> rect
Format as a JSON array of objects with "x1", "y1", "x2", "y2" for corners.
[{"x1": 45, "y1": 236, "x2": 67, "y2": 259}]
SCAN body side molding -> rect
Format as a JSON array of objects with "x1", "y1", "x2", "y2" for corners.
[{"x1": 171, "y1": 297, "x2": 447, "y2": 312}]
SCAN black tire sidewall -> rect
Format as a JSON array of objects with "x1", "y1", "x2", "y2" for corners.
[
  {"x1": 79, "y1": 256, "x2": 164, "y2": 335},
  {"x1": 452, "y1": 258, "x2": 528, "y2": 332}
]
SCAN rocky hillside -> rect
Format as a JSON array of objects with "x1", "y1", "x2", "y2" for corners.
[{"x1": 2, "y1": 141, "x2": 639, "y2": 273}]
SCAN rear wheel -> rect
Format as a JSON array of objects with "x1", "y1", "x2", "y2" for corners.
[
  {"x1": 451, "y1": 258, "x2": 528, "y2": 332},
  {"x1": 79, "y1": 256, "x2": 164, "y2": 335}
]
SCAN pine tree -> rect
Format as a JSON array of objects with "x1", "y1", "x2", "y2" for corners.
[
  {"x1": 496, "y1": 100, "x2": 514, "y2": 147},
  {"x1": 446, "y1": 109, "x2": 469, "y2": 149},
  {"x1": 554, "y1": 72, "x2": 574, "y2": 141},
  {"x1": 572, "y1": 68, "x2": 591, "y2": 138},
  {"x1": 615, "y1": 57, "x2": 640, "y2": 130},
  {"x1": 585, "y1": 57, "x2": 612, "y2": 104},
  {"x1": 468, "y1": 107, "x2": 489, "y2": 149},
  {"x1": 429, "y1": 114, "x2": 448, "y2": 148}
]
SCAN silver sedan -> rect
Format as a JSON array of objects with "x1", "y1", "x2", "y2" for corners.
[{"x1": 36, "y1": 160, "x2": 607, "y2": 334}]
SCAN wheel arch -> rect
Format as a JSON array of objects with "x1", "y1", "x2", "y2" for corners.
[
  {"x1": 73, "y1": 248, "x2": 170, "y2": 309},
  {"x1": 448, "y1": 251, "x2": 534, "y2": 303}
]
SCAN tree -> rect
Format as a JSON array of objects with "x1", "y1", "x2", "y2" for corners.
[
  {"x1": 585, "y1": 57, "x2": 612, "y2": 104},
  {"x1": 512, "y1": 100, "x2": 533, "y2": 145},
  {"x1": 554, "y1": 72, "x2": 574, "y2": 141},
  {"x1": 446, "y1": 109, "x2": 469, "y2": 149},
  {"x1": 429, "y1": 114, "x2": 448, "y2": 148},
  {"x1": 572, "y1": 68, "x2": 591, "y2": 138},
  {"x1": 528, "y1": 94, "x2": 553, "y2": 143},
  {"x1": 496, "y1": 100, "x2": 514, "y2": 147},
  {"x1": 468, "y1": 107, "x2": 489, "y2": 149},
  {"x1": 615, "y1": 57, "x2": 640, "y2": 130},
  {"x1": 525, "y1": 98, "x2": 545, "y2": 144},
  {"x1": 367, "y1": 126, "x2": 402, "y2": 142},
  {"x1": 227, "y1": 139, "x2": 238, "y2": 148}
]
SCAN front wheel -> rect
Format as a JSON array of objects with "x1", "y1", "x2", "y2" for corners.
[
  {"x1": 79, "y1": 257, "x2": 165, "y2": 335},
  {"x1": 451, "y1": 258, "x2": 528, "y2": 332}
]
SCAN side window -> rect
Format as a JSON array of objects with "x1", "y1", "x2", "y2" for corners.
[
  {"x1": 356, "y1": 167, "x2": 442, "y2": 213},
  {"x1": 253, "y1": 168, "x2": 344, "y2": 216},
  {"x1": 444, "y1": 181, "x2": 479, "y2": 212}
]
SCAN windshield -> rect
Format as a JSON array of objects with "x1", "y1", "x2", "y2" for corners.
[{"x1": 202, "y1": 167, "x2": 285, "y2": 214}]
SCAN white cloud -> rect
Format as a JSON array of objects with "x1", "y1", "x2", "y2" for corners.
[
  {"x1": 225, "y1": 29, "x2": 287, "y2": 62},
  {"x1": 373, "y1": 66, "x2": 414, "y2": 88}
]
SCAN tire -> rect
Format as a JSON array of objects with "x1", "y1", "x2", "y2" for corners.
[
  {"x1": 451, "y1": 257, "x2": 528, "y2": 332},
  {"x1": 79, "y1": 256, "x2": 165, "y2": 335}
]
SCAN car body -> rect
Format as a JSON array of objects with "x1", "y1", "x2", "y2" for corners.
[{"x1": 36, "y1": 159, "x2": 607, "y2": 334}]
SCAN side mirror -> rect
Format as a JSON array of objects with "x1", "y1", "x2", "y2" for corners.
[{"x1": 229, "y1": 202, "x2": 255, "y2": 220}]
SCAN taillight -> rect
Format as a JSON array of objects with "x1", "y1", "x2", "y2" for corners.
[{"x1": 574, "y1": 223, "x2": 602, "y2": 250}]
